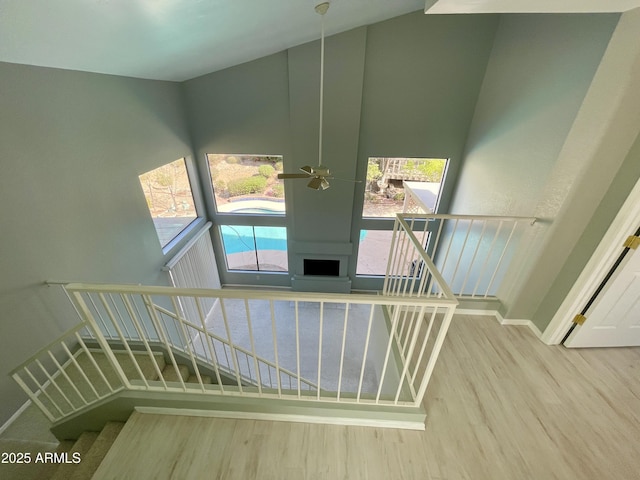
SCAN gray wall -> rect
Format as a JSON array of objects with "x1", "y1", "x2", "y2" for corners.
[
  {"x1": 451, "y1": 13, "x2": 619, "y2": 216},
  {"x1": 0, "y1": 62, "x2": 194, "y2": 425},
  {"x1": 183, "y1": 11, "x2": 499, "y2": 289},
  {"x1": 449, "y1": 14, "x2": 620, "y2": 325},
  {"x1": 521, "y1": 8, "x2": 640, "y2": 331},
  {"x1": 356, "y1": 12, "x2": 499, "y2": 213},
  {"x1": 182, "y1": 52, "x2": 291, "y2": 159},
  {"x1": 532, "y1": 130, "x2": 640, "y2": 329}
]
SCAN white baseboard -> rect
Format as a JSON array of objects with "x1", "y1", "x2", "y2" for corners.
[
  {"x1": 457, "y1": 309, "x2": 543, "y2": 339},
  {"x1": 496, "y1": 313, "x2": 543, "y2": 339},
  {"x1": 0, "y1": 400, "x2": 32, "y2": 436},
  {"x1": 134, "y1": 406, "x2": 426, "y2": 431},
  {"x1": 455, "y1": 308, "x2": 501, "y2": 317}
]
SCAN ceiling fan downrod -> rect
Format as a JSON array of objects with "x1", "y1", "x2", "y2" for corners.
[{"x1": 315, "y1": 2, "x2": 329, "y2": 172}]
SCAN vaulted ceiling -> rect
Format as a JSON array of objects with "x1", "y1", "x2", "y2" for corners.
[
  {"x1": 1, "y1": 0, "x2": 638, "y2": 82},
  {"x1": 0, "y1": 0, "x2": 424, "y2": 81}
]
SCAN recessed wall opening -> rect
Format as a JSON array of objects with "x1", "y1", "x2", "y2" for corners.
[{"x1": 304, "y1": 259, "x2": 340, "y2": 277}]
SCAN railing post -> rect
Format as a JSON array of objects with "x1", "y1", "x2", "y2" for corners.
[
  {"x1": 414, "y1": 305, "x2": 456, "y2": 406},
  {"x1": 383, "y1": 218, "x2": 400, "y2": 294},
  {"x1": 11, "y1": 373, "x2": 56, "y2": 422},
  {"x1": 242, "y1": 299, "x2": 262, "y2": 393},
  {"x1": 269, "y1": 300, "x2": 282, "y2": 397},
  {"x1": 194, "y1": 297, "x2": 225, "y2": 393},
  {"x1": 142, "y1": 294, "x2": 187, "y2": 391}
]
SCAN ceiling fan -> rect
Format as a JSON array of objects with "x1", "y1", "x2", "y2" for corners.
[
  {"x1": 278, "y1": 164, "x2": 333, "y2": 191},
  {"x1": 278, "y1": 1, "x2": 358, "y2": 191}
]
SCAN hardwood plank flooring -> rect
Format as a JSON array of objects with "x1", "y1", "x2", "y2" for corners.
[{"x1": 92, "y1": 314, "x2": 640, "y2": 480}]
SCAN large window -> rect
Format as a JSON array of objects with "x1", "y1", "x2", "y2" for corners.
[
  {"x1": 363, "y1": 157, "x2": 447, "y2": 218},
  {"x1": 139, "y1": 158, "x2": 198, "y2": 248},
  {"x1": 356, "y1": 157, "x2": 448, "y2": 277},
  {"x1": 356, "y1": 230, "x2": 393, "y2": 276},
  {"x1": 206, "y1": 154, "x2": 288, "y2": 275},
  {"x1": 207, "y1": 154, "x2": 285, "y2": 215}
]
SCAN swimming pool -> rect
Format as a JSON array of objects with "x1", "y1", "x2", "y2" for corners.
[
  {"x1": 230, "y1": 208, "x2": 283, "y2": 214},
  {"x1": 218, "y1": 198, "x2": 285, "y2": 215},
  {"x1": 221, "y1": 227, "x2": 368, "y2": 254},
  {"x1": 221, "y1": 226, "x2": 287, "y2": 254}
]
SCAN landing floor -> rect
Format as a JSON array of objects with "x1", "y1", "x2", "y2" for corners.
[{"x1": 93, "y1": 314, "x2": 640, "y2": 479}]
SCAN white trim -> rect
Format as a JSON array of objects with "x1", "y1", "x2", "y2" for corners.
[
  {"x1": 501, "y1": 319, "x2": 542, "y2": 339},
  {"x1": 455, "y1": 308, "x2": 501, "y2": 317},
  {"x1": 541, "y1": 176, "x2": 640, "y2": 345},
  {"x1": 162, "y1": 221, "x2": 212, "y2": 270},
  {"x1": 455, "y1": 309, "x2": 543, "y2": 338},
  {"x1": 134, "y1": 406, "x2": 426, "y2": 431},
  {"x1": 0, "y1": 400, "x2": 32, "y2": 436},
  {"x1": 495, "y1": 312, "x2": 543, "y2": 339}
]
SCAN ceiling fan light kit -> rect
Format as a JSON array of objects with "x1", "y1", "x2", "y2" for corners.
[{"x1": 307, "y1": 176, "x2": 331, "y2": 191}]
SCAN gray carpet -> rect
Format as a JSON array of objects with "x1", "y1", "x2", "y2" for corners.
[{"x1": 200, "y1": 299, "x2": 403, "y2": 398}]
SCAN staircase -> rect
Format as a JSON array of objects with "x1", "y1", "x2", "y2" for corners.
[
  {"x1": 12, "y1": 286, "x2": 452, "y2": 437},
  {"x1": 1, "y1": 351, "x2": 222, "y2": 480},
  {"x1": 0, "y1": 409, "x2": 124, "y2": 480}
]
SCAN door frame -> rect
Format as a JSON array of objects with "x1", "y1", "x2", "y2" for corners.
[{"x1": 541, "y1": 175, "x2": 640, "y2": 345}]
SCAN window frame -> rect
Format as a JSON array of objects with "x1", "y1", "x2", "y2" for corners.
[
  {"x1": 201, "y1": 153, "x2": 291, "y2": 287},
  {"x1": 351, "y1": 156, "x2": 450, "y2": 290},
  {"x1": 206, "y1": 154, "x2": 287, "y2": 218},
  {"x1": 138, "y1": 156, "x2": 206, "y2": 257}
]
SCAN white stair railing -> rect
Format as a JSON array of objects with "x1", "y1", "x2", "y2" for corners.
[
  {"x1": 12, "y1": 279, "x2": 457, "y2": 423},
  {"x1": 384, "y1": 213, "x2": 536, "y2": 299},
  {"x1": 10, "y1": 321, "x2": 128, "y2": 422},
  {"x1": 162, "y1": 222, "x2": 220, "y2": 323}
]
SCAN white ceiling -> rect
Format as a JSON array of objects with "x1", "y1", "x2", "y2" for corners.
[
  {"x1": 1, "y1": 1, "x2": 636, "y2": 82},
  {"x1": 425, "y1": 0, "x2": 640, "y2": 14},
  {"x1": 0, "y1": 0, "x2": 424, "y2": 81}
]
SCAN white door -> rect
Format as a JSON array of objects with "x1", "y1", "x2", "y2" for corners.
[{"x1": 565, "y1": 242, "x2": 640, "y2": 347}]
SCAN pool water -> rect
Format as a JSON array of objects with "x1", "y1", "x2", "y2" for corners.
[
  {"x1": 230, "y1": 208, "x2": 282, "y2": 214},
  {"x1": 221, "y1": 226, "x2": 287, "y2": 254},
  {"x1": 220, "y1": 227, "x2": 368, "y2": 254}
]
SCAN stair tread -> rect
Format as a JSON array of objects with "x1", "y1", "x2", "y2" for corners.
[
  {"x1": 37, "y1": 350, "x2": 166, "y2": 419},
  {"x1": 187, "y1": 374, "x2": 213, "y2": 384},
  {"x1": 0, "y1": 439, "x2": 62, "y2": 480},
  {"x1": 68, "y1": 422, "x2": 125, "y2": 480},
  {"x1": 38, "y1": 440, "x2": 75, "y2": 480},
  {"x1": 49, "y1": 431, "x2": 98, "y2": 480},
  {"x1": 162, "y1": 363, "x2": 190, "y2": 382}
]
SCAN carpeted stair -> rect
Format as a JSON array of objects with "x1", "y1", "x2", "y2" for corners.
[
  {"x1": 2, "y1": 351, "x2": 217, "y2": 480},
  {"x1": 0, "y1": 410, "x2": 124, "y2": 480},
  {"x1": 50, "y1": 422, "x2": 124, "y2": 480}
]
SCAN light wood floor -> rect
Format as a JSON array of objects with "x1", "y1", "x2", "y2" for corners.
[{"x1": 93, "y1": 315, "x2": 640, "y2": 480}]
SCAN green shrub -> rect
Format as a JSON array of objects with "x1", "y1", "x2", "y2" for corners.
[
  {"x1": 213, "y1": 179, "x2": 227, "y2": 195},
  {"x1": 417, "y1": 159, "x2": 446, "y2": 182},
  {"x1": 275, "y1": 161, "x2": 283, "y2": 172},
  {"x1": 227, "y1": 176, "x2": 267, "y2": 197},
  {"x1": 271, "y1": 183, "x2": 284, "y2": 198},
  {"x1": 258, "y1": 164, "x2": 275, "y2": 178},
  {"x1": 366, "y1": 163, "x2": 382, "y2": 182},
  {"x1": 401, "y1": 160, "x2": 416, "y2": 173},
  {"x1": 226, "y1": 156, "x2": 239, "y2": 164}
]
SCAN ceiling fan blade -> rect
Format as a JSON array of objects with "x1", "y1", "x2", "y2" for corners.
[
  {"x1": 278, "y1": 173, "x2": 311, "y2": 179},
  {"x1": 332, "y1": 177, "x2": 362, "y2": 183},
  {"x1": 300, "y1": 165, "x2": 315, "y2": 175}
]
